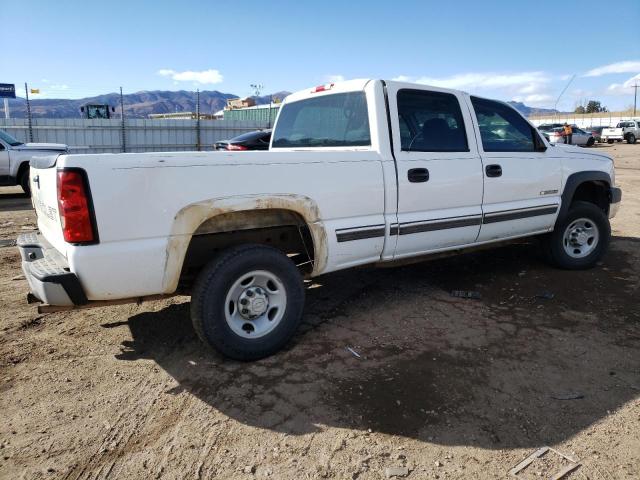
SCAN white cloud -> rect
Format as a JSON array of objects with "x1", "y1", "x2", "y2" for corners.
[
  {"x1": 394, "y1": 71, "x2": 555, "y2": 107},
  {"x1": 157, "y1": 68, "x2": 223, "y2": 85},
  {"x1": 584, "y1": 60, "x2": 640, "y2": 77},
  {"x1": 606, "y1": 73, "x2": 640, "y2": 95},
  {"x1": 325, "y1": 74, "x2": 345, "y2": 83},
  {"x1": 393, "y1": 71, "x2": 550, "y2": 93}
]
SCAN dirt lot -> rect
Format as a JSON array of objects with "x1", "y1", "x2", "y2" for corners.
[{"x1": 1, "y1": 143, "x2": 639, "y2": 479}]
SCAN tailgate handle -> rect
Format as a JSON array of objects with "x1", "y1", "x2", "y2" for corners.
[
  {"x1": 33, "y1": 175, "x2": 40, "y2": 189},
  {"x1": 408, "y1": 168, "x2": 429, "y2": 183}
]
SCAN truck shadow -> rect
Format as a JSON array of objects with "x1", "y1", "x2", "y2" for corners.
[
  {"x1": 0, "y1": 191, "x2": 32, "y2": 212},
  {"x1": 114, "y1": 237, "x2": 640, "y2": 449}
]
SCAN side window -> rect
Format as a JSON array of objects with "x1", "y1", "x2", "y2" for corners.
[
  {"x1": 397, "y1": 89, "x2": 468, "y2": 152},
  {"x1": 471, "y1": 97, "x2": 537, "y2": 152},
  {"x1": 0, "y1": 143, "x2": 5, "y2": 151},
  {"x1": 271, "y1": 92, "x2": 370, "y2": 148}
]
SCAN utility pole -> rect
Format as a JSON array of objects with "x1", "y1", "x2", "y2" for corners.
[
  {"x1": 196, "y1": 89, "x2": 201, "y2": 151},
  {"x1": 25, "y1": 82, "x2": 33, "y2": 142},
  {"x1": 120, "y1": 87, "x2": 126, "y2": 152},
  {"x1": 634, "y1": 83, "x2": 638, "y2": 117},
  {"x1": 3, "y1": 98, "x2": 8, "y2": 119}
]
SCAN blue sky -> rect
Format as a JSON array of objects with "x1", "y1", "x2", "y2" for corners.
[{"x1": 1, "y1": 0, "x2": 639, "y2": 111}]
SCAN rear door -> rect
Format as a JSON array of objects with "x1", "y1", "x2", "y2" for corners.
[
  {"x1": 468, "y1": 96, "x2": 562, "y2": 242},
  {"x1": 386, "y1": 84, "x2": 484, "y2": 258}
]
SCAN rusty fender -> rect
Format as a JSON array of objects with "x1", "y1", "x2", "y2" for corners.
[{"x1": 162, "y1": 194, "x2": 328, "y2": 293}]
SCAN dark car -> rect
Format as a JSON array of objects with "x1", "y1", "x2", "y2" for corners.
[
  {"x1": 214, "y1": 129, "x2": 271, "y2": 151},
  {"x1": 585, "y1": 126, "x2": 606, "y2": 143}
]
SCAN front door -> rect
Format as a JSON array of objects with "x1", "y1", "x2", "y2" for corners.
[
  {"x1": 386, "y1": 85, "x2": 484, "y2": 259},
  {"x1": 0, "y1": 141, "x2": 10, "y2": 182},
  {"x1": 468, "y1": 96, "x2": 562, "y2": 242}
]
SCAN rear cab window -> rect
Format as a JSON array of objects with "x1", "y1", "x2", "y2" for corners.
[
  {"x1": 397, "y1": 89, "x2": 469, "y2": 152},
  {"x1": 271, "y1": 92, "x2": 371, "y2": 148}
]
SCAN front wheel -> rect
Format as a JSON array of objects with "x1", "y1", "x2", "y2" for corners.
[
  {"x1": 586, "y1": 137, "x2": 595, "y2": 147},
  {"x1": 191, "y1": 244, "x2": 305, "y2": 361},
  {"x1": 541, "y1": 201, "x2": 610, "y2": 269},
  {"x1": 627, "y1": 133, "x2": 636, "y2": 144}
]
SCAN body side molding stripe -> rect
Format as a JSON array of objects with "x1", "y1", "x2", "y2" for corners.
[
  {"x1": 336, "y1": 204, "x2": 559, "y2": 242},
  {"x1": 482, "y1": 205, "x2": 558, "y2": 224}
]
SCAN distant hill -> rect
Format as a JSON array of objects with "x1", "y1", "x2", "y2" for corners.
[
  {"x1": 3, "y1": 90, "x2": 292, "y2": 119},
  {"x1": 507, "y1": 101, "x2": 558, "y2": 116},
  {"x1": 3, "y1": 90, "x2": 554, "y2": 118}
]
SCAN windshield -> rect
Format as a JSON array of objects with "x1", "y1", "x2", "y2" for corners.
[{"x1": 0, "y1": 130, "x2": 23, "y2": 146}]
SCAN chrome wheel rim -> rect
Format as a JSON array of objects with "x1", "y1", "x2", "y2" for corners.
[
  {"x1": 224, "y1": 270, "x2": 287, "y2": 339},
  {"x1": 562, "y1": 218, "x2": 599, "y2": 259}
]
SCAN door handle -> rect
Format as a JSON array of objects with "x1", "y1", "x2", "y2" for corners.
[
  {"x1": 485, "y1": 164, "x2": 502, "y2": 178},
  {"x1": 408, "y1": 168, "x2": 429, "y2": 183}
]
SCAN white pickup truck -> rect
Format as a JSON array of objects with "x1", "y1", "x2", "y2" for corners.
[
  {"x1": 18, "y1": 79, "x2": 622, "y2": 360},
  {"x1": 600, "y1": 120, "x2": 639, "y2": 144}
]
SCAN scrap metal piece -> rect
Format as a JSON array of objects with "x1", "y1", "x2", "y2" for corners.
[{"x1": 509, "y1": 446, "x2": 579, "y2": 478}]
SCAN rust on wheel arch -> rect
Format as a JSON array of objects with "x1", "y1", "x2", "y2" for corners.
[{"x1": 162, "y1": 194, "x2": 328, "y2": 293}]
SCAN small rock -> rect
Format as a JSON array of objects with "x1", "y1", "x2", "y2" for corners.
[
  {"x1": 435, "y1": 460, "x2": 443, "y2": 467},
  {"x1": 243, "y1": 465, "x2": 255, "y2": 474},
  {"x1": 384, "y1": 466, "x2": 409, "y2": 478}
]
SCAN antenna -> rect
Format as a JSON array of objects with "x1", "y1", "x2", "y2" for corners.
[
  {"x1": 250, "y1": 83, "x2": 263, "y2": 97},
  {"x1": 554, "y1": 74, "x2": 576, "y2": 113}
]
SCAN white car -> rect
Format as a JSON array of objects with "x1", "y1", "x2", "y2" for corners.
[
  {"x1": 17, "y1": 79, "x2": 621, "y2": 360},
  {"x1": 545, "y1": 126, "x2": 595, "y2": 146},
  {"x1": 0, "y1": 130, "x2": 68, "y2": 195}
]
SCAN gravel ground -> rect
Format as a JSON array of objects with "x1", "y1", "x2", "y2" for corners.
[{"x1": 1, "y1": 143, "x2": 638, "y2": 479}]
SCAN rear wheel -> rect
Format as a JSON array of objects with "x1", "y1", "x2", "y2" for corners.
[
  {"x1": 627, "y1": 133, "x2": 636, "y2": 144},
  {"x1": 541, "y1": 201, "x2": 610, "y2": 270},
  {"x1": 191, "y1": 244, "x2": 305, "y2": 361},
  {"x1": 607, "y1": 139, "x2": 614, "y2": 144},
  {"x1": 19, "y1": 167, "x2": 30, "y2": 196}
]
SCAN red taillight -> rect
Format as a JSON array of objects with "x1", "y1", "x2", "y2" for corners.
[
  {"x1": 226, "y1": 144, "x2": 248, "y2": 151},
  {"x1": 57, "y1": 170, "x2": 96, "y2": 244}
]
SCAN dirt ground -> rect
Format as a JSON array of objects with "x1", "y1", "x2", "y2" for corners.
[{"x1": 1, "y1": 143, "x2": 638, "y2": 480}]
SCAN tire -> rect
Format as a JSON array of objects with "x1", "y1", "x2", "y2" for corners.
[
  {"x1": 19, "y1": 167, "x2": 30, "y2": 196},
  {"x1": 607, "y1": 139, "x2": 614, "y2": 144},
  {"x1": 542, "y1": 201, "x2": 610, "y2": 270},
  {"x1": 191, "y1": 244, "x2": 305, "y2": 361},
  {"x1": 586, "y1": 137, "x2": 595, "y2": 147},
  {"x1": 627, "y1": 133, "x2": 636, "y2": 144}
]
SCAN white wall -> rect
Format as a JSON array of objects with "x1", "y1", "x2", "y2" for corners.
[
  {"x1": 529, "y1": 114, "x2": 640, "y2": 129},
  {"x1": 0, "y1": 118, "x2": 267, "y2": 154}
]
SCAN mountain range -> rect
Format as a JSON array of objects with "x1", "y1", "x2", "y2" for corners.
[
  {"x1": 3, "y1": 90, "x2": 291, "y2": 119},
  {"x1": 2, "y1": 90, "x2": 557, "y2": 118}
]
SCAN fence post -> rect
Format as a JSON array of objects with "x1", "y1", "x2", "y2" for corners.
[
  {"x1": 25, "y1": 82, "x2": 33, "y2": 142},
  {"x1": 120, "y1": 87, "x2": 126, "y2": 152},
  {"x1": 196, "y1": 89, "x2": 201, "y2": 151}
]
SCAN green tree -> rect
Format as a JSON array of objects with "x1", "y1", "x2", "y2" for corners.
[
  {"x1": 586, "y1": 100, "x2": 607, "y2": 113},
  {"x1": 575, "y1": 105, "x2": 586, "y2": 114}
]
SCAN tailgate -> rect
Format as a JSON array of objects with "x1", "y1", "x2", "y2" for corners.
[
  {"x1": 29, "y1": 155, "x2": 67, "y2": 256},
  {"x1": 602, "y1": 128, "x2": 622, "y2": 136}
]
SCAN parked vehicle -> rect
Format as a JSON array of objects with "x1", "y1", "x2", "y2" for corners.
[
  {"x1": 0, "y1": 130, "x2": 68, "y2": 195},
  {"x1": 537, "y1": 123, "x2": 564, "y2": 132},
  {"x1": 586, "y1": 126, "x2": 607, "y2": 143},
  {"x1": 601, "y1": 121, "x2": 639, "y2": 144},
  {"x1": 214, "y1": 130, "x2": 271, "y2": 151},
  {"x1": 18, "y1": 79, "x2": 621, "y2": 360},
  {"x1": 545, "y1": 126, "x2": 595, "y2": 146}
]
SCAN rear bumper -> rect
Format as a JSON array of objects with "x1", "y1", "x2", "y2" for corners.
[{"x1": 17, "y1": 232, "x2": 87, "y2": 306}]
